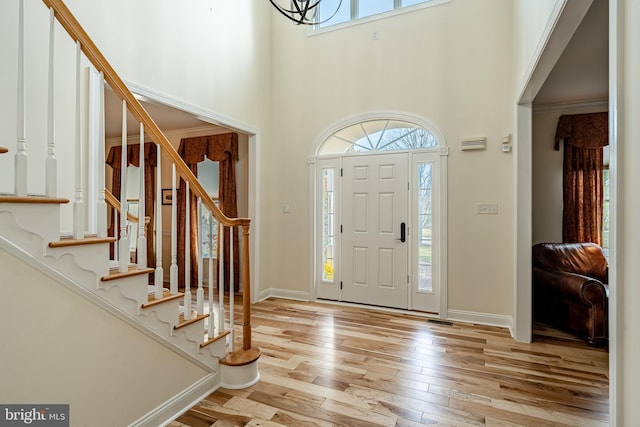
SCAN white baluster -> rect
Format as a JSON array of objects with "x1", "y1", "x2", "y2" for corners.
[
  {"x1": 118, "y1": 100, "x2": 129, "y2": 273},
  {"x1": 170, "y1": 164, "x2": 178, "y2": 294},
  {"x1": 208, "y1": 210, "x2": 215, "y2": 337},
  {"x1": 96, "y1": 72, "x2": 107, "y2": 238},
  {"x1": 45, "y1": 7, "x2": 57, "y2": 198},
  {"x1": 113, "y1": 210, "x2": 119, "y2": 262},
  {"x1": 137, "y1": 123, "x2": 147, "y2": 269},
  {"x1": 15, "y1": 0, "x2": 27, "y2": 196},
  {"x1": 218, "y1": 223, "x2": 225, "y2": 335},
  {"x1": 72, "y1": 41, "x2": 84, "y2": 240},
  {"x1": 155, "y1": 146, "x2": 164, "y2": 299},
  {"x1": 229, "y1": 226, "x2": 235, "y2": 353},
  {"x1": 197, "y1": 199, "x2": 204, "y2": 315},
  {"x1": 183, "y1": 182, "x2": 192, "y2": 320}
]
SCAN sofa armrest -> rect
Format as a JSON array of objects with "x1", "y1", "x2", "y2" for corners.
[{"x1": 533, "y1": 267, "x2": 607, "y2": 307}]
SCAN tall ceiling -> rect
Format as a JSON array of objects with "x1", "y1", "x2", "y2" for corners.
[{"x1": 104, "y1": 1, "x2": 608, "y2": 139}]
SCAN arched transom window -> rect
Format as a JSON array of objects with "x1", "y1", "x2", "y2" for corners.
[{"x1": 319, "y1": 120, "x2": 439, "y2": 155}]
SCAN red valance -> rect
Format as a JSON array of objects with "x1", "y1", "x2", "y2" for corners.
[
  {"x1": 177, "y1": 133, "x2": 238, "y2": 164},
  {"x1": 106, "y1": 142, "x2": 157, "y2": 169},
  {"x1": 554, "y1": 112, "x2": 608, "y2": 150}
]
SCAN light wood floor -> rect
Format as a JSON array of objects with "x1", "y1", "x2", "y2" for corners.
[{"x1": 170, "y1": 298, "x2": 609, "y2": 427}]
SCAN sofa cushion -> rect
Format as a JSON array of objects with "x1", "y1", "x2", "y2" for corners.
[{"x1": 532, "y1": 242, "x2": 607, "y2": 283}]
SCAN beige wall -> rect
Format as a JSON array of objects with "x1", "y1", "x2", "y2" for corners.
[
  {"x1": 0, "y1": 247, "x2": 208, "y2": 426},
  {"x1": 512, "y1": 0, "x2": 565, "y2": 95},
  {"x1": 268, "y1": 0, "x2": 515, "y2": 316}
]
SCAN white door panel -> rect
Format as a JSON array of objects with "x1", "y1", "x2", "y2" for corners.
[{"x1": 341, "y1": 153, "x2": 408, "y2": 309}]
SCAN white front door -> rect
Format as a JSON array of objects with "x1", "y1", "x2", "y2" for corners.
[{"x1": 341, "y1": 153, "x2": 409, "y2": 309}]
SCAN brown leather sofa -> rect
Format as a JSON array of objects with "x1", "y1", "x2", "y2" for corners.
[{"x1": 532, "y1": 242, "x2": 608, "y2": 346}]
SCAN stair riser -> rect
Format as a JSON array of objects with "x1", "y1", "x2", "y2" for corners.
[
  {"x1": 101, "y1": 275, "x2": 149, "y2": 306},
  {"x1": 46, "y1": 244, "x2": 111, "y2": 279},
  {"x1": 140, "y1": 298, "x2": 181, "y2": 326},
  {"x1": 0, "y1": 204, "x2": 61, "y2": 244},
  {"x1": 172, "y1": 331, "x2": 222, "y2": 368}
]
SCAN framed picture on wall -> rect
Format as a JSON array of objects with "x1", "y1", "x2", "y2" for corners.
[{"x1": 162, "y1": 189, "x2": 173, "y2": 205}]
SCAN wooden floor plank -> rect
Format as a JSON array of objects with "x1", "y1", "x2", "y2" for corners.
[{"x1": 174, "y1": 298, "x2": 609, "y2": 426}]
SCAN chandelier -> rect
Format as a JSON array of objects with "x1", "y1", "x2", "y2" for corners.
[{"x1": 269, "y1": 0, "x2": 342, "y2": 25}]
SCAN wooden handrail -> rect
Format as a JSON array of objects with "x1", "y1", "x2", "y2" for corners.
[
  {"x1": 42, "y1": 0, "x2": 250, "y2": 230},
  {"x1": 42, "y1": 0, "x2": 255, "y2": 355},
  {"x1": 104, "y1": 189, "x2": 149, "y2": 225}
]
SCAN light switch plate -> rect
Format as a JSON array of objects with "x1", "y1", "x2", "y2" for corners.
[{"x1": 477, "y1": 203, "x2": 498, "y2": 214}]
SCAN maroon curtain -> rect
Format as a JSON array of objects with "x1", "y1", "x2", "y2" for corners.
[
  {"x1": 555, "y1": 113, "x2": 608, "y2": 245},
  {"x1": 177, "y1": 133, "x2": 239, "y2": 292},
  {"x1": 106, "y1": 143, "x2": 157, "y2": 278}
]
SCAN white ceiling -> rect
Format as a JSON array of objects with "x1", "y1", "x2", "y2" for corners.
[
  {"x1": 104, "y1": 89, "x2": 216, "y2": 139},
  {"x1": 535, "y1": 0, "x2": 608, "y2": 105}
]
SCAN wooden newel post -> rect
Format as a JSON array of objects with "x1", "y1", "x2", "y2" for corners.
[{"x1": 242, "y1": 224, "x2": 252, "y2": 351}]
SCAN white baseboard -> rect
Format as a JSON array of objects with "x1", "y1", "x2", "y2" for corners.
[
  {"x1": 129, "y1": 372, "x2": 220, "y2": 427},
  {"x1": 446, "y1": 309, "x2": 513, "y2": 330},
  {"x1": 257, "y1": 288, "x2": 310, "y2": 302}
]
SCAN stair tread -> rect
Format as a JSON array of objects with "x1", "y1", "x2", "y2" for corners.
[
  {"x1": 0, "y1": 195, "x2": 69, "y2": 204},
  {"x1": 220, "y1": 347, "x2": 261, "y2": 367},
  {"x1": 141, "y1": 290, "x2": 184, "y2": 309},
  {"x1": 49, "y1": 236, "x2": 116, "y2": 248},
  {"x1": 101, "y1": 266, "x2": 154, "y2": 282},
  {"x1": 174, "y1": 311, "x2": 209, "y2": 330},
  {"x1": 201, "y1": 330, "x2": 230, "y2": 348}
]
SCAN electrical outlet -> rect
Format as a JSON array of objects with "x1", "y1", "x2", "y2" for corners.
[{"x1": 477, "y1": 203, "x2": 498, "y2": 214}]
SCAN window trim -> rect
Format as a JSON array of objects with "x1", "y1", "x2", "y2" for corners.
[{"x1": 309, "y1": 0, "x2": 450, "y2": 35}]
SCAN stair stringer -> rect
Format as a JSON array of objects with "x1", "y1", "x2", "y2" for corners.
[
  {"x1": 0, "y1": 233, "x2": 221, "y2": 373},
  {"x1": 0, "y1": 204, "x2": 225, "y2": 372}
]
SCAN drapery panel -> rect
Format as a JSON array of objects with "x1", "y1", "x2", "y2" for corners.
[
  {"x1": 106, "y1": 143, "x2": 157, "y2": 277},
  {"x1": 177, "y1": 133, "x2": 239, "y2": 292},
  {"x1": 555, "y1": 112, "x2": 608, "y2": 245}
]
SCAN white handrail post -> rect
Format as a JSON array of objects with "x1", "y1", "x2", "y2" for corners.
[
  {"x1": 197, "y1": 199, "x2": 204, "y2": 315},
  {"x1": 15, "y1": 0, "x2": 27, "y2": 196},
  {"x1": 169, "y1": 164, "x2": 178, "y2": 294},
  {"x1": 45, "y1": 7, "x2": 57, "y2": 198},
  {"x1": 208, "y1": 210, "x2": 215, "y2": 337},
  {"x1": 118, "y1": 100, "x2": 129, "y2": 273},
  {"x1": 218, "y1": 223, "x2": 225, "y2": 335},
  {"x1": 229, "y1": 226, "x2": 235, "y2": 353},
  {"x1": 154, "y1": 146, "x2": 164, "y2": 299},
  {"x1": 137, "y1": 123, "x2": 147, "y2": 268},
  {"x1": 72, "y1": 41, "x2": 84, "y2": 240},
  {"x1": 183, "y1": 182, "x2": 192, "y2": 320},
  {"x1": 96, "y1": 72, "x2": 107, "y2": 238}
]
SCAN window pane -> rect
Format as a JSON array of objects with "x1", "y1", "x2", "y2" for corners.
[
  {"x1": 328, "y1": 120, "x2": 439, "y2": 155},
  {"x1": 322, "y1": 169, "x2": 336, "y2": 282},
  {"x1": 417, "y1": 163, "x2": 433, "y2": 292},
  {"x1": 200, "y1": 204, "x2": 219, "y2": 259},
  {"x1": 197, "y1": 158, "x2": 219, "y2": 199},
  {"x1": 403, "y1": 0, "x2": 429, "y2": 6},
  {"x1": 318, "y1": 0, "x2": 351, "y2": 27},
  {"x1": 358, "y1": 0, "x2": 394, "y2": 18}
]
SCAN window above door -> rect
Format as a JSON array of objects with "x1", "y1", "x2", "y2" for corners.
[{"x1": 318, "y1": 119, "x2": 439, "y2": 155}]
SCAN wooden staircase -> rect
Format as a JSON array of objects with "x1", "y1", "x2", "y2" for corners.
[
  {"x1": 0, "y1": 1, "x2": 259, "y2": 417},
  {"x1": 0, "y1": 196, "x2": 239, "y2": 372}
]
